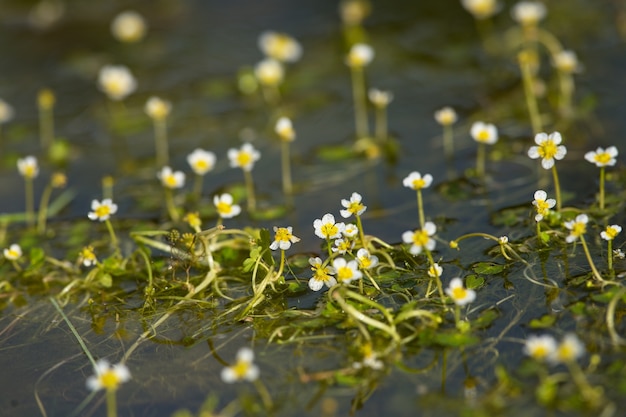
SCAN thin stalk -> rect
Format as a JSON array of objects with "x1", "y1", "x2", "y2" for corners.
[
  {"x1": 607, "y1": 239, "x2": 614, "y2": 275},
  {"x1": 49, "y1": 297, "x2": 97, "y2": 367},
  {"x1": 518, "y1": 51, "x2": 542, "y2": 135},
  {"x1": 25, "y1": 177, "x2": 35, "y2": 228},
  {"x1": 425, "y1": 249, "x2": 445, "y2": 303},
  {"x1": 350, "y1": 66, "x2": 369, "y2": 139},
  {"x1": 37, "y1": 183, "x2": 54, "y2": 234},
  {"x1": 39, "y1": 105, "x2": 54, "y2": 150},
  {"x1": 355, "y1": 214, "x2": 367, "y2": 249},
  {"x1": 374, "y1": 106, "x2": 387, "y2": 142},
  {"x1": 105, "y1": 219, "x2": 119, "y2": 252},
  {"x1": 164, "y1": 188, "x2": 180, "y2": 222},
  {"x1": 579, "y1": 235, "x2": 604, "y2": 282},
  {"x1": 154, "y1": 118, "x2": 169, "y2": 167},
  {"x1": 551, "y1": 165, "x2": 562, "y2": 211},
  {"x1": 253, "y1": 379, "x2": 274, "y2": 412},
  {"x1": 193, "y1": 174, "x2": 204, "y2": 201},
  {"x1": 243, "y1": 170, "x2": 256, "y2": 213},
  {"x1": 281, "y1": 140, "x2": 293, "y2": 196},
  {"x1": 443, "y1": 125, "x2": 454, "y2": 161},
  {"x1": 416, "y1": 189, "x2": 425, "y2": 229},
  {"x1": 599, "y1": 166, "x2": 606, "y2": 210},
  {"x1": 106, "y1": 389, "x2": 118, "y2": 417}
]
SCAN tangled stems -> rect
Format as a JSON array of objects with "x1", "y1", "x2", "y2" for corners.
[{"x1": 450, "y1": 232, "x2": 516, "y2": 262}]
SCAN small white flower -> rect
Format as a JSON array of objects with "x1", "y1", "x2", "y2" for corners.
[
  {"x1": 332, "y1": 238, "x2": 354, "y2": 255},
  {"x1": 79, "y1": 246, "x2": 97, "y2": 267},
  {"x1": 601, "y1": 225, "x2": 622, "y2": 241},
  {"x1": 228, "y1": 143, "x2": 261, "y2": 172},
  {"x1": 86, "y1": 359, "x2": 131, "y2": 391},
  {"x1": 353, "y1": 343, "x2": 384, "y2": 370},
  {"x1": 157, "y1": 166, "x2": 185, "y2": 189},
  {"x1": 346, "y1": 43, "x2": 374, "y2": 68},
  {"x1": 111, "y1": 10, "x2": 146, "y2": 43},
  {"x1": 313, "y1": 214, "x2": 345, "y2": 240},
  {"x1": 563, "y1": 214, "x2": 588, "y2": 243},
  {"x1": 144, "y1": 96, "x2": 172, "y2": 121},
  {"x1": 213, "y1": 194, "x2": 241, "y2": 219},
  {"x1": 332, "y1": 257, "x2": 362, "y2": 284},
  {"x1": 220, "y1": 347, "x2": 260, "y2": 383},
  {"x1": 343, "y1": 223, "x2": 359, "y2": 238},
  {"x1": 402, "y1": 172, "x2": 433, "y2": 190},
  {"x1": 445, "y1": 277, "x2": 476, "y2": 306},
  {"x1": 532, "y1": 190, "x2": 556, "y2": 222},
  {"x1": 269, "y1": 226, "x2": 300, "y2": 251},
  {"x1": 523, "y1": 335, "x2": 557, "y2": 361},
  {"x1": 368, "y1": 88, "x2": 393, "y2": 108},
  {"x1": 461, "y1": 0, "x2": 500, "y2": 19},
  {"x1": 308, "y1": 257, "x2": 337, "y2": 291},
  {"x1": 511, "y1": 1, "x2": 547, "y2": 26},
  {"x1": 554, "y1": 50, "x2": 581, "y2": 74},
  {"x1": 187, "y1": 149, "x2": 216, "y2": 176},
  {"x1": 254, "y1": 58, "x2": 284, "y2": 87},
  {"x1": 0, "y1": 99, "x2": 15, "y2": 124},
  {"x1": 613, "y1": 249, "x2": 625, "y2": 259},
  {"x1": 584, "y1": 146, "x2": 618, "y2": 168},
  {"x1": 17, "y1": 156, "x2": 39, "y2": 179},
  {"x1": 258, "y1": 31, "x2": 302, "y2": 63},
  {"x1": 340, "y1": 192, "x2": 367, "y2": 218},
  {"x1": 402, "y1": 222, "x2": 437, "y2": 255},
  {"x1": 98, "y1": 65, "x2": 137, "y2": 101},
  {"x1": 498, "y1": 236, "x2": 509, "y2": 245},
  {"x1": 3, "y1": 244, "x2": 22, "y2": 261},
  {"x1": 528, "y1": 131, "x2": 567, "y2": 170},
  {"x1": 434, "y1": 106, "x2": 457, "y2": 126},
  {"x1": 470, "y1": 121, "x2": 498, "y2": 145},
  {"x1": 275, "y1": 117, "x2": 295, "y2": 142},
  {"x1": 356, "y1": 248, "x2": 378, "y2": 270},
  {"x1": 549, "y1": 333, "x2": 585, "y2": 364},
  {"x1": 428, "y1": 262, "x2": 443, "y2": 278},
  {"x1": 88, "y1": 199, "x2": 118, "y2": 222}
]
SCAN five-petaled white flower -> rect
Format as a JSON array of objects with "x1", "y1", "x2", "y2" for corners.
[
  {"x1": 145, "y1": 96, "x2": 172, "y2": 121},
  {"x1": 157, "y1": 166, "x2": 185, "y2": 189},
  {"x1": 187, "y1": 149, "x2": 217, "y2": 176},
  {"x1": 98, "y1": 65, "x2": 137, "y2": 101},
  {"x1": 528, "y1": 131, "x2": 567, "y2": 170},
  {"x1": 313, "y1": 214, "x2": 345, "y2": 240},
  {"x1": 532, "y1": 190, "x2": 556, "y2": 222},
  {"x1": 111, "y1": 10, "x2": 146, "y2": 43},
  {"x1": 470, "y1": 121, "x2": 498, "y2": 145},
  {"x1": 584, "y1": 146, "x2": 618, "y2": 168},
  {"x1": 523, "y1": 335, "x2": 557, "y2": 362},
  {"x1": 220, "y1": 347, "x2": 260, "y2": 383},
  {"x1": 402, "y1": 222, "x2": 437, "y2": 255},
  {"x1": 275, "y1": 117, "x2": 295, "y2": 142},
  {"x1": 213, "y1": 193, "x2": 241, "y2": 219},
  {"x1": 402, "y1": 172, "x2": 433, "y2": 190},
  {"x1": 340, "y1": 192, "x2": 367, "y2": 218},
  {"x1": 549, "y1": 333, "x2": 585, "y2": 364},
  {"x1": 332, "y1": 257, "x2": 362, "y2": 284},
  {"x1": 346, "y1": 43, "x2": 374, "y2": 68},
  {"x1": 228, "y1": 143, "x2": 261, "y2": 172},
  {"x1": 461, "y1": 0, "x2": 500, "y2": 20},
  {"x1": 308, "y1": 257, "x2": 337, "y2": 291},
  {"x1": 428, "y1": 262, "x2": 443, "y2": 278},
  {"x1": 17, "y1": 156, "x2": 39, "y2": 179},
  {"x1": 254, "y1": 58, "x2": 284, "y2": 87},
  {"x1": 258, "y1": 31, "x2": 302, "y2": 63},
  {"x1": 332, "y1": 238, "x2": 354, "y2": 255},
  {"x1": 434, "y1": 107, "x2": 457, "y2": 126},
  {"x1": 563, "y1": 214, "x2": 588, "y2": 243},
  {"x1": 343, "y1": 223, "x2": 359, "y2": 238},
  {"x1": 3, "y1": 244, "x2": 22, "y2": 261},
  {"x1": 86, "y1": 359, "x2": 131, "y2": 392},
  {"x1": 356, "y1": 248, "x2": 378, "y2": 270},
  {"x1": 601, "y1": 225, "x2": 622, "y2": 241},
  {"x1": 269, "y1": 226, "x2": 300, "y2": 251},
  {"x1": 88, "y1": 199, "x2": 118, "y2": 222},
  {"x1": 511, "y1": 1, "x2": 547, "y2": 26},
  {"x1": 445, "y1": 277, "x2": 476, "y2": 306}
]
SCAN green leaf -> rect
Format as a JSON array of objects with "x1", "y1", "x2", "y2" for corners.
[
  {"x1": 528, "y1": 314, "x2": 556, "y2": 329},
  {"x1": 465, "y1": 274, "x2": 485, "y2": 289},
  {"x1": 28, "y1": 247, "x2": 46, "y2": 269},
  {"x1": 472, "y1": 262, "x2": 505, "y2": 275}
]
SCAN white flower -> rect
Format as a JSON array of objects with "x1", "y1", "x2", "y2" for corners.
[
  {"x1": 340, "y1": 192, "x2": 367, "y2": 218},
  {"x1": 356, "y1": 248, "x2": 378, "y2": 270},
  {"x1": 332, "y1": 238, "x2": 354, "y2": 255},
  {"x1": 532, "y1": 190, "x2": 556, "y2": 222},
  {"x1": 549, "y1": 334, "x2": 585, "y2": 364},
  {"x1": 187, "y1": 149, "x2": 216, "y2": 176},
  {"x1": 111, "y1": 10, "x2": 146, "y2": 43},
  {"x1": 86, "y1": 359, "x2": 131, "y2": 391},
  {"x1": 402, "y1": 222, "x2": 437, "y2": 255},
  {"x1": 528, "y1": 131, "x2": 567, "y2": 170},
  {"x1": 428, "y1": 262, "x2": 443, "y2": 278},
  {"x1": 445, "y1": 277, "x2": 476, "y2": 306},
  {"x1": 613, "y1": 249, "x2": 625, "y2": 260},
  {"x1": 368, "y1": 89, "x2": 393, "y2": 108},
  {"x1": 0, "y1": 99, "x2": 15, "y2": 124},
  {"x1": 275, "y1": 117, "x2": 295, "y2": 142},
  {"x1": 584, "y1": 146, "x2": 618, "y2": 168},
  {"x1": 313, "y1": 214, "x2": 345, "y2": 240},
  {"x1": 308, "y1": 257, "x2": 337, "y2": 291},
  {"x1": 523, "y1": 335, "x2": 557, "y2": 361},
  {"x1": 269, "y1": 226, "x2": 300, "y2": 251},
  {"x1": 343, "y1": 223, "x2": 359, "y2": 238},
  {"x1": 3, "y1": 244, "x2": 22, "y2": 261},
  {"x1": 98, "y1": 65, "x2": 137, "y2": 101},
  {"x1": 563, "y1": 214, "x2": 588, "y2": 243},
  {"x1": 353, "y1": 343, "x2": 384, "y2": 370},
  {"x1": 17, "y1": 156, "x2": 39, "y2": 179},
  {"x1": 461, "y1": 0, "x2": 500, "y2": 20},
  {"x1": 79, "y1": 246, "x2": 97, "y2": 267},
  {"x1": 434, "y1": 106, "x2": 458, "y2": 126},
  {"x1": 144, "y1": 96, "x2": 171, "y2": 121},
  {"x1": 554, "y1": 50, "x2": 581, "y2": 74},
  {"x1": 220, "y1": 347, "x2": 259, "y2": 383},
  {"x1": 157, "y1": 166, "x2": 185, "y2": 189},
  {"x1": 402, "y1": 172, "x2": 433, "y2": 190},
  {"x1": 88, "y1": 199, "x2": 118, "y2": 222},
  {"x1": 498, "y1": 236, "x2": 509, "y2": 245},
  {"x1": 228, "y1": 143, "x2": 261, "y2": 172},
  {"x1": 213, "y1": 193, "x2": 241, "y2": 219},
  {"x1": 254, "y1": 58, "x2": 284, "y2": 87},
  {"x1": 332, "y1": 257, "x2": 362, "y2": 284},
  {"x1": 511, "y1": 1, "x2": 547, "y2": 26},
  {"x1": 601, "y1": 225, "x2": 622, "y2": 241},
  {"x1": 258, "y1": 31, "x2": 302, "y2": 63},
  {"x1": 470, "y1": 121, "x2": 498, "y2": 145},
  {"x1": 346, "y1": 43, "x2": 374, "y2": 68}
]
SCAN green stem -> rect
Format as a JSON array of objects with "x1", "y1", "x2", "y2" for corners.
[
  {"x1": 551, "y1": 165, "x2": 562, "y2": 211},
  {"x1": 476, "y1": 142, "x2": 486, "y2": 177},
  {"x1": 154, "y1": 119, "x2": 169, "y2": 167},
  {"x1": 518, "y1": 51, "x2": 542, "y2": 135},
  {"x1": 106, "y1": 388, "x2": 118, "y2": 417},
  {"x1": 193, "y1": 174, "x2": 204, "y2": 201},
  {"x1": 243, "y1": 170, "x2": 256, "y2": 213},
  {"x1": 425, "y1": 249, "x2": 445, "y2": 303},
  {"x1": 579, "y1": 235, "x2": 604, "y2": 282},
  {"x1": 355, "y1": 214, "x2": 367, "y2": 249},
  {"x1": 417, "y1": 189, "x2": 425, "y2": 229},
  {"x1": 608, "y1": 239, "x2": 614, "y2": 274},
  {"x1": 37, "y1": 183, "x2": 53, "y2": 234},
  {"x1": 350, "y1": 66, "x2": 369, "y2": 139},
  {"x1": 599, "y1": 166, "x2": 605, "y2": 211},
  {"x1": 443, "y1": 125, "x2": 454, "y2": 160},
  {"x1": 164, "y1": 188, "x2": 179, "y2": 222},
  {"x1": 281, "y1": 140, "x2": 293, "y2": 196},
  {"x1": 40, "y1": 106, "x2": 54, "y2": 150},
  {"x1": 374, "y1": 106, "x2": 387, "y2": 142},
  {"x1": 25, "y1": 177, "x2": 35, "y2": 228},
  {"x1": 105, "y1": 219, "x2": 119, "y2": 252}
]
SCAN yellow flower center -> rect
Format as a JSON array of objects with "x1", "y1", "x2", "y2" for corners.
[
  {"x1": 95, "y1": 205, "x2": 111, "y2": 218},
  {"x1": 216, "y1": 202, "x2": 232, "y2": 216},
  {"x1": 556, "y1": 344, "x2": 575, "y2": 362},
  {"x1": 313, "y1": 266, "x2": 333, "y2": 282},
  {"x1": 194, "y1": 160, "x2": 209, "y2": 171},
  {"x1": 530, "y1": 345, "x2": 549, "y2": 359},
  {"x1": 23, "y1": 165, "x2": 37, "y2": 179},
  {"x1": 184, "y1": 213, "x2": 201, "y2": 229},
  {"x1": 321, "y1": 224, "x2": 338, "y2": 238},
  {"x1": 535, "y1": 199, "x2": 551, "y2": 215},
  {"x1": 451, "y1": 286, "x2": 467, "y2": 301},
  {"x1": 100, "y1": 370, "x2": 122, "y2": 390},
  {"x1": 275, "y1": 227, "x2": 292, "y2": 242},
  {"x1": 7, "y1": 249, "x2": 20, "y2": 259},
  {"x1": 231, "y1": 360, "x2": 251, "y2": 379},
  {"x1": 164, "y1": 175, "x2": 178, "y2": 188},
  {"x1": 348, "y1": 202, "x2": 364, "y2": 214},
  {"x1": 475, "y1": 129, "x2": 491, "y2": 143},
  {"x1": 237, "y1": 152, "x2": 252, "y2": 168},
  {"x1": 412, "y1": 178, "x2": 426, "y2": 189},
  {"x1": 571, "y1": 222, "x2": 586, "y2": 237},
  {"x1": 359, "y1": 257, "x2": 372, "y2": 269},
  {"x1": 337, "y1": 266, "x2": 354, "y2": 282},
  {"x1": 412, "y1": 230, "x2": 429, "y2": 247},
  {"x1": 594, "y1": 152, "x2": 612, "y2": 165},
  {"x1": 538, "y1": 140, "x2": 558, "y2": 159},
  {"x1": 605, "y1": 227, "x2": 619, "y2": 240}
]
